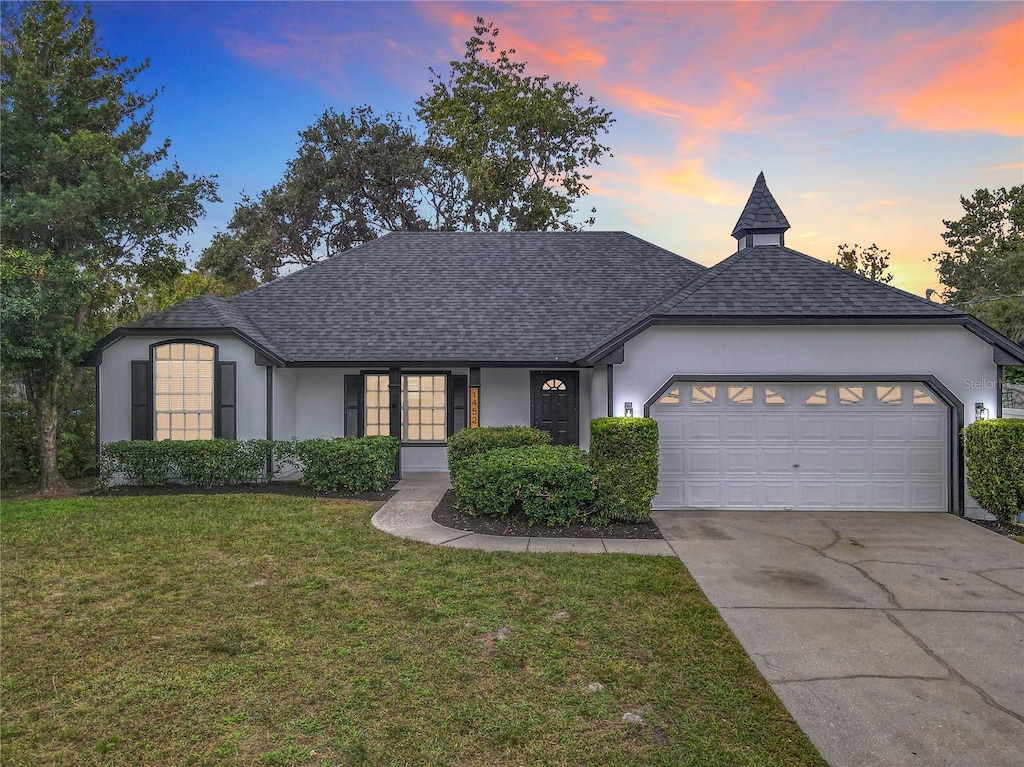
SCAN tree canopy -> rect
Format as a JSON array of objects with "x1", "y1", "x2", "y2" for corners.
[
  {"x1": 1, "y1": 1, "x2": 217, "y2": 492},
  {"x1": 930, "y1": 186, "x2": 1024, "y2": 345},
  {"x1": 830, "y1": 243, "x2": 894, "y2": 284},
  {"x1": 199, "y1": 17, "x2": 613, "y2": 285}
]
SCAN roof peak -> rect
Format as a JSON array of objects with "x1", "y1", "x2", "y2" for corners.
[{"x1": 731, "y1": 172, "x2": 790, "y2": 240}]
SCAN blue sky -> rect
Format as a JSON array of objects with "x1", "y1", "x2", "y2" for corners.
[{"x1": 87, "y1": 1, "x2": 1023, "y2": 294}]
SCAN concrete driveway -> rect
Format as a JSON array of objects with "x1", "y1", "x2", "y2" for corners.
[{"x1": 652, "y1": 511, "x2": 1024, "y2": 767}]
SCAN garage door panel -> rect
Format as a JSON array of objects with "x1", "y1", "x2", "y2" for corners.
[
  {"x1": 835, "y1": 448, "x2": 871, "y2": 475},
  {"x1": 723, "y1": 481, "x2": 758, "y2": 507},
  {"x1": 873, "y1": 416, "x2": 908, "y2": 441},
  {"x1": 761, "y1": 481, "x2": 797, "y2": 507},
  {"x1": 652, "y1": 381, "x2": 949, "y2": 512},
  {"x1": 761, "y1": 447, "x2": 797, "y2": 473},
  {"x1": 797, "y1": 447, "x2": 833, "y2": 473},
  {"x1": 836, "y1": 417, "x2": 870, "y2": 441},
  {"x1": 836, "y1": 482, "x2": 872, "y2": 509},
  {"x1": 687, "y1": 448, "x2": 720, "y2": 474},
  {"x1": 797, "y1": 481, "x2": 834, "y2": 508},
  {"x1": 872, "y1": 449, "x2": 907, "y2": 474},
  {"x1": 760, "y1": 416, "x2": 795, "y2": 441},
  {"x1": 723, "y1": 448, "x2": 757, "y2": 473},
  {"x1": 910, "y1": 449, "x2": 944, "y2": 475},
  {"x1": 797, "y1": 416, "x2": 833, "y2": 441},
  {"x1": 687, "y1": 481, "x2": 722, "y2": 508},
  {"x1": 910, "y1": 415, "x2": 945, "y2": 440},
  {"x1": 688, "y1": 416, "x2": 721, "y2": 440}
]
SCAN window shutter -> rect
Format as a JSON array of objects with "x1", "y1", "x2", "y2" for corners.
[
  {"x1": 448, "y1": 375, "x2": 468, "y2": 437},
  {"x1": 218, "y1": 361, "x2": 237, "y2": 439},
  {"x1": 344, "y1": 374, "x2": 364, "y2": 437},
  {"x1": 131, "y1": 360, "x2": 152, "y2": 440}
]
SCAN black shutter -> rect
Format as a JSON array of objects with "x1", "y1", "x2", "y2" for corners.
[
  {"x1": 218, "y1": 361, "x2": 236, "y2": 440},
  {"x1": 448, "y1": 375, "x2": 468, "y2": 437},
  {"x1": 344, "y1": 374, "x2": 364, "y2": 437},
  {"x1": 131, "y1": 360, "x2": 152, "y2": 440}
]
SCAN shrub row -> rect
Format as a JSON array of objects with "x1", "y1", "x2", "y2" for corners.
[
  {"x1": 963, "y1": 419, "x2": 1024, "y2": 524},
  {"x1": 447, "y1": 421, "x2": 659, "y2": 526},
  {"x1": 98, "y1": 436, "x2": 399, "y2": 492},
  {"x1": 447, "y1": 425, "x2": 550, "y2": 483},
  {"x1": 452, "y1": 445, "x2": 594, "y2": 526}
]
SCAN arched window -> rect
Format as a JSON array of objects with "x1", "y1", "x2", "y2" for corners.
[{"x1": 153, "y1": 342, "x2": 215, "y2": 440}]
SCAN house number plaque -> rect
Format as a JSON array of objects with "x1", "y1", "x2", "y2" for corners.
[{"x1": 469, "y1": 386, "x2": 480, "y2": 428}]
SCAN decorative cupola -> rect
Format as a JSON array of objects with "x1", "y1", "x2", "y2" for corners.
[{"x1": 731, "y1": 172, "x2": 790, "y2": 251}]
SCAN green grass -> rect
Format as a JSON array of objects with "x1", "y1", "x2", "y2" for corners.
[{"x1": 1, "y1": 495, "x2": 825, "y2": 766}]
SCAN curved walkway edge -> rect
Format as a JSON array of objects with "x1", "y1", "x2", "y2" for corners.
[{"x1": 371, "y1": 472, "x2": 675, "y2": 556}]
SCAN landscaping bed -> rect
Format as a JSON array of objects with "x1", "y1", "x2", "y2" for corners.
[{"x1": 432, "y1": 489, "x2": 662, "y2": 539}]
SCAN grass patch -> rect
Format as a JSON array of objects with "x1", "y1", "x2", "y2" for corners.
[{"x1": 1, "y1": 495, "x2": 824, "y2": 766}]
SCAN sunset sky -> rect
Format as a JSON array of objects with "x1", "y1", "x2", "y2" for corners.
[{"x1": 88, "y1": 1, "x2": 1024, "y2": 296}]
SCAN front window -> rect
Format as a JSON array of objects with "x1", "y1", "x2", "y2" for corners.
[
  {"x1": 403, "y1": 374, "x2": 446, "y2": 441},
  {"x1": 153, "y1": 342, "x2": 214, "y2": 440},
  {"x1": 364, "y1": 374, "x2": 391, "y2": 437}
]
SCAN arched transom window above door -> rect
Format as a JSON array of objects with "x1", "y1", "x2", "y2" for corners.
[{"x1": 542, "y1": 378, "x2": 567, "y2": 391}]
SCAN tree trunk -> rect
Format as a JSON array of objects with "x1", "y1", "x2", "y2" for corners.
[{"x1": 36, "y1": 389, "x2": 69, "y2": 497}]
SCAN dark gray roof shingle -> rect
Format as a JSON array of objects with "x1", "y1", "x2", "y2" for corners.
[
  {"x1": 731, "y1": 172, "x2": 790, "y2": 237},
  {"x1": 156, "y1": 232, "x2": 704, "y2": 364}
]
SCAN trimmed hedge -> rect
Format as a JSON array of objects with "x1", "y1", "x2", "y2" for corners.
[
  {"x1": 277, "y1": 436, "x2": 399, "y2": 492},
  {"x1": 447, "y1": 426, "x2": 550, "y2": 482},
  {"x1": 452, "y1": 445, "x2": 595, "y2": 526},
  {"x1": 98, "y1": 436, "x2": 399, "y2": 492},
  {"x1": 99, "y1": 439, "x2": 275, "y2": 489},
  {"x1": 590, "y1": 417, "x2": 659, "y2": 522},
  {"x1": 963, "y1": 419, "x2": 1024, "y2": 524}
]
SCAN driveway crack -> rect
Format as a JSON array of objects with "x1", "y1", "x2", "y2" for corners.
[{"x1": 885, "y1": 611, "x2": 1024, "y2": 724}]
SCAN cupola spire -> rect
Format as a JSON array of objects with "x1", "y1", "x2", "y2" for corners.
[{"x1": 732, "y1": 172, "x2": 790, "y2": 250}]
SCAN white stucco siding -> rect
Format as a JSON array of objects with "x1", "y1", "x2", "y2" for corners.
[
  {"x1": 291, "y1": 369, "x2": 352, "y2": 439},
  {"x1": 615, "y1": 325, "x2": 999, "y2": 423},
  {"x1": 97, "y1": 334, "x2": 268, "y2": 443},
  {"x1": 480, "y1": 368, "x2": 531, "y2": 427}
]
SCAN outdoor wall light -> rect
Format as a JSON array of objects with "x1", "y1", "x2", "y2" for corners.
[
  {"x1": 974, "y1": 402, "x2": 990, "y2": 421},
  {"x1": 624, "y1": 402, "x2": 634, "y2": 418}
]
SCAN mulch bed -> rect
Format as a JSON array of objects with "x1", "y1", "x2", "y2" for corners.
[
  {"x1": 91, "y1": 481, "x2": 394, "y2": 503},
  {"x1": 966, "y1": 517, "x2": 1024, "y2": 539},
  {"x1": 431, "y1": 490, "x2": 663, "y2": 540}
]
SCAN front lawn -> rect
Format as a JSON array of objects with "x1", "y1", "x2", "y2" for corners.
[{"x1": 1, "y1": 495, "x2": 824, "y2": 766}]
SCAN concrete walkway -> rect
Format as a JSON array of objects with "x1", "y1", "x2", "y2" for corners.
[
  {"x1": 654, "y1": 510, "x2": 1024, "y2": 767},
  {"x1": 370, "y1": 472, "x2": 674, "y2": 555}
]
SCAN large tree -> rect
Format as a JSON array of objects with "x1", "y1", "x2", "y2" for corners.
[
  {"x1": 1, "y1": 2, "x2": 217, "y2": 493},
  {"x1": 201, "y1": 17, "x2": 613, "y2": 285},
  {"x1": 830, "y1": 242, "x2": 894, "y2": 284},
  {"x1": 930, "y1": 186, "x2": 1024, "y2": 346}
]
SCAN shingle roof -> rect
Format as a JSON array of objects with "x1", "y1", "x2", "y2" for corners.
[
  {"x1": 656, "y1": 245, "x2": 961, "y2": 317},
  {"x1": 731, "y1": 172, "x2": 790, "y2": 238},
  {"x1": 131, "y1": 232, "x2": 704, "y2": 365}
]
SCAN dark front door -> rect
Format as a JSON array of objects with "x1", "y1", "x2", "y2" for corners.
[{"x1": 531, "y1": 371, "x2": 579, "y2": 446}]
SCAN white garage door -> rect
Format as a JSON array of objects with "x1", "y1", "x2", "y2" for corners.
[{"x1": 651, "y1": 382, "x2": 949, "y2": 511}]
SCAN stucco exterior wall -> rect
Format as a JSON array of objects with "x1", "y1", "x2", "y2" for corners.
[
  {"x1": 613, "y1": 324, "x2": 1000, "y2": 515},
  {"x1": 97, "y1": 334, "x2": 268, "y2": 443}
]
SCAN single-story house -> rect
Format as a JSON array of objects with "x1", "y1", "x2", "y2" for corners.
[{"x1": 88, "y1": 174, "x2": 1024, "y2": 516}]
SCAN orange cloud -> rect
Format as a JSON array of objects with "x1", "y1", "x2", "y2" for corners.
[{"x1": 872, "y1": 20, "x2": 1024, "y2": 136}]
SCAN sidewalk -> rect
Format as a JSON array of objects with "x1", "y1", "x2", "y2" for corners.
[{"x1": 370, "y1": 472, "x2": 675, "y2": 556}]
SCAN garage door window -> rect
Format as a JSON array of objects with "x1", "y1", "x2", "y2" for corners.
[
  {"x1": 805, "y1": 387, "x2": 828, "y2": 405},
  {"x1": 764, "y1": 387, "x2": 788, "y2": 405},
  {"x1": 914, "y1": 388, "x2": 937, "y2": 405},
  {"x1": 692, "y1": 385, "x2": 716, "y2": 405},
  {"x1": 728, "y1": 386, "x2": 754, "y2": 405},
  {"x1": 839, "y1": 386, "x2": 864, "y2": 405},
  {"x1": 877, "y1": 385, "x2": 902, "y2": 405}
]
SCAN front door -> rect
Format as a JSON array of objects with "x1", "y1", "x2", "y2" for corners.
[{"x1": 531, "y1": 371, "x2": 579, "y2": 446}]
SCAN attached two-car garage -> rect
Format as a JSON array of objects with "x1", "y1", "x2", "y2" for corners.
[{"x1": 650, "y1": 380, "x2": 951, "y2": 512}]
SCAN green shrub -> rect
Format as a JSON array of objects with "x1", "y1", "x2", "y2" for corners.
[
  {"x1": 98, "y1": 439, "x2": 275, "y2": 489},
  {"x1": 2, "y1": 401, "x2": 96, "y2": 485},
  {"x1": 452, "y1": 445, "x2": 594, "y2": 526},
  {"x1": 963, "y1": 419, "x2": 1024, "y2": 524},
  {"x1": 590, "y1": 417, "x2": 659, "y2": 522},
  {"x1": 447, "y1": 426, "x2": 550, "y2": 482},
  {"x1": 278, "y1": 436, "x2": 399, "y2": 492}
]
